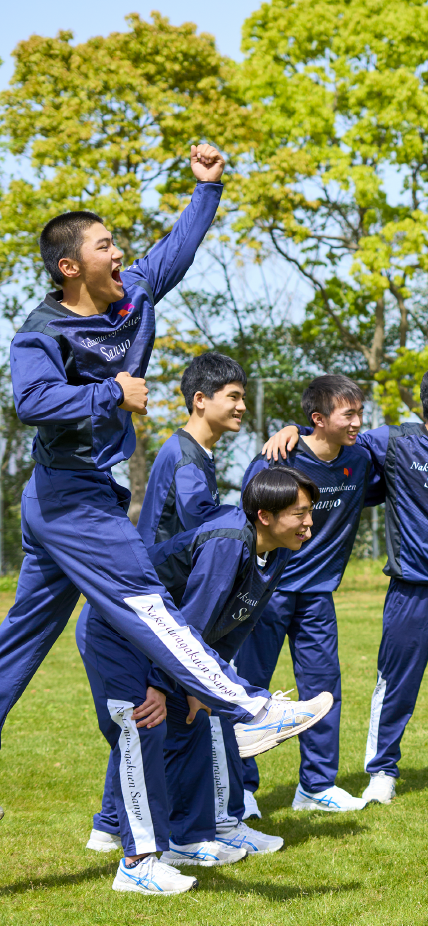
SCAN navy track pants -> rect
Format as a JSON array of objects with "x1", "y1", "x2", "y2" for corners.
[
  {"x1": 365, "y1": 577, "x2": 428, "y2": 778},
  {"x1": 76, "y1": 604, "x2": 169, "y2": 856},
  {"x1": 90, "y1": 686, "x2": 244, "y2": 845},
  {"x1": 164, "y1": 690, "x2": 244, "y2": 844},
  {"x1": 236, "y1": 590, "x2": 341, "y2": 794},
  {"x1": 0, "y1": 465, "x2": 270, "y2": 746}
]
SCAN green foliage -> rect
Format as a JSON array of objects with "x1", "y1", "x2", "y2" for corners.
[
  {"x1": 225, "y1": 0, "x2": 428, "y2": 418},
  {"x1": 0, "y1": 12, "x2": 243, "y2": 298}
]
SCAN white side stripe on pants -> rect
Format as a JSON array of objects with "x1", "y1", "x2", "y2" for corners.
[
  {"x1": 210, "y1": 717, "x2": 238, "y2": 829},
  {"x1": 107, "y1": 699, "x2": 157, "y2": 853},
  {"x1": 364, "y1": 671, "x2": 387, "y2": 770},
  {"x1": 124, "y1": 594, "x2": 268, "y2": 716}
]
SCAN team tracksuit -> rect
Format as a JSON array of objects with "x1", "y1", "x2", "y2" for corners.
[
  {"x1": 77, "y1": 506, "x2": 290, "y2": 853},
  {"x1": 80, "y1": 428, "x2": 265, "y2": 850},
  {"x1": 356, "y1": 423, "x2": 428, "y2": 778},
  {"x1": 236, "y1": 437, "x2": 384, "y2": 795},
  {"x1": 0, "y1": 185, "x2": 274, "y2": 847}
]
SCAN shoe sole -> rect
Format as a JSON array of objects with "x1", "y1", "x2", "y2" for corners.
[
  {"x1": 292, "y1": 801, "x2": 365, "y2": 812},
  {"x1": 86, "y1": 839, "x2": 121, "y2": 852},
  {"x1": 245, "y1": 842, "x2": 284, "y2": 855},
  {"x1": 163, "y1": 849, "x2": 247, "y2": 868},
  {"x1": 237, "y1": 694, "x2": 334, "y2": 758},
  {"x1": 112, "y1": 877, "x2": 198, "y2": 895}
]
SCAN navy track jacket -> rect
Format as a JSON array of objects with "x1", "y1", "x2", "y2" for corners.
[
  {"x1": 242, "y1": 437, "x2": 384, "y2": 593},
  {"x1": 148, "y1": 507, "x2": 291, "y2": 663},
  {"x1": 11, "y1": 183, "x2": 223, "y2": 472},
  {"x1": 138, "y1": 428, "x2": 232, "y2": 548},
  {"x1": 357, "y1": 422, "x2": 428, "y2": 584}
]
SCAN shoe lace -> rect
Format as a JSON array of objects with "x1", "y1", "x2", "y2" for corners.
[
  {"x1": 271, "y1": 689, "x2": 294, "y2": 701},
  {"x1": 131, "y1": 855, "x2": 155, "y2": 885}
]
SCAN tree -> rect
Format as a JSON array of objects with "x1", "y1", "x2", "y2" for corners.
[
  {"x1": 226, "y1": 0, "x2": 428, "y2": 421},
  {"x1": 0, "y1": 12, "x2": 245, "y2": 511},
  {"x1": 0, "y1": 363, "x2": 34, "y2": 571}
]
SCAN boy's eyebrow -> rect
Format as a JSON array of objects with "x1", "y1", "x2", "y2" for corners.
[
  {"x1": 343, "y1": 403, "x2": 364, "y2": 411},
  {"x1": 95, "y1": 236, "x2": 112, "y2": 246}
]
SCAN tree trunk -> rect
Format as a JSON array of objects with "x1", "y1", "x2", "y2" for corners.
[{"x1": 128, "y1": 433, "x2": 147, "y2": 526}]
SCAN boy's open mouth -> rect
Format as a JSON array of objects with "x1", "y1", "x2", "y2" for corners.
[{"x1": 112, "y1": 268, "x2": 122, "y2": 284}]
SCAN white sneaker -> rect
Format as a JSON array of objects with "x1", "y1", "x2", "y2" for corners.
[
  {"x1": 86, "y1": 828, "x2": 122, "y2": 852},
  {"x1": 243, "y1": 789, "x2": 262, "y2": 820},
  {"x1": 0, "y1": 806, "x2": 4, "y2": 821},
  {"x1": 235, "y1": 690, "x2": 334, "y2": 758},
  {"x1": 112, "y1": 855, "x2": 197, "y2": 896},
  {"x1": 362, "y1": 772, "x2": 396, "y2": 805},
  {"x1": 161, "y1": 839, "x2": 247, "y2": 867},
  {"x1": 292, "y1": 783, "x2": 366, "y2": 812},
  {"x1": 216, "y1": 821, "x2": 283, "y2": 855}
]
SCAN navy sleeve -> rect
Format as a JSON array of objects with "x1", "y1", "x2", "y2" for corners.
[
  {"x1": 10, "y1": 332, "x2": 123, "y2": 426},
  {"x1": 175, "y1": 464, "x2": 234, "y2": 530},
  {"x1": 146, "y1": 665, "x2": 176, "y2": 697},
  {"x1": 363, "y1": 462, "x2": 386, "y2": 507},
  {"x1": 241, "y1": 457, "x2": 269, "y2": 495},
  {"x1": 179, "y1": 537, "x2": 248, "y2": 639},
  {"x1": 357, "y1": 426, "x2": 390, "y2": 470},
  {"x1": 126, "y1": 183, "x2": 223, "y2": 304}
]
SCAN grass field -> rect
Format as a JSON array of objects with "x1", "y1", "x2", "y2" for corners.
[{"x1": 0, "y1": 561, "x2": 427, "y2": 926}]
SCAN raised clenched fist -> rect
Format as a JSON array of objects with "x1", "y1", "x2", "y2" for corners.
[{"x1": 191, "y1": 143, "x2": 225, "y2": 183}]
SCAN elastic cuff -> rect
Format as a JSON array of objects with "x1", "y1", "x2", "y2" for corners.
[{"x1": 115, "y1": 383, "x2": 125, "y2": 406}]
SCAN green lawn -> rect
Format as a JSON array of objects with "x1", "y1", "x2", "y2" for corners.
[{"x1": 0, "y1": 561, "x2": 427, "y2": 926}]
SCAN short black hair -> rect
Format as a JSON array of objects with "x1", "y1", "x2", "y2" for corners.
[
  {"x1": 302, "y1": 374, "x2": 365, "y2": 425},
  {"x1": 40, "y1": 210, "x2": 104, "y2": 286},
  {"x1": 420, "y1": 372, "x2": 428, "y2": 420},
  {"x1": 242, "y1": 465, "x2": 320, "y2": 524},
  {"x1": 180, "y1": 352, "x2": 247, "y2": 413}
]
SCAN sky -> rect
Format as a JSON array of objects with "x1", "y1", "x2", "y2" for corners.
[{"x1": 0, "y1": 0, "x2": 261, "y2": 91}]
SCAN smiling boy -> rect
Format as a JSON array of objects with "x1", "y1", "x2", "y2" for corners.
[
  {"x1": 138, "y1": 351, "x2": 247, "y2": 548},
  {"x1": 0, "y1": 147, "x2": 308, "y2": 861},
  {"x1": 236, "y1": 374, "x2": 384, "y2": 813}
]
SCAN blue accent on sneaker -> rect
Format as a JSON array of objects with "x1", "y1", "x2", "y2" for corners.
[
  {"x1": 119, "y1": 859, "x2": 163, "y2": 892},
  {"x1": 298, "y1": 788, "x2": 340, "y2": 809},
  {"x1": 255, "y1": 709, "x2": 315, "y2": 734},
  {"x1": 217, "y1": 833, "x2": 258, "y2": 852}
]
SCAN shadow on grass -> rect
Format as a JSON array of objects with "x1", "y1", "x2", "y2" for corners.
[
  {"x1": 187, "y1": 868, "x2": 361, "y2": 902},
  {"x1": 255, "y1": 784, "x2": 369, "y2": 845},
  {"x1": 0, "y1": 859, "x2": 118, "y2": 897},
  {"x1": 0, "y1": 858, "x2": 361, "y2": 904}
]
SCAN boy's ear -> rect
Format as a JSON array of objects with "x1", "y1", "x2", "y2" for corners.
[
  {"x1": 257, "y1": 509, "x2": 271, "y2": 527},
  {"x1": 311, "y1": 411, "x2": 325, "y2": 428},
  {"x1": 58, "y1": 257, "x2": 81, "y2": 280},
  {"x1": 192, "y1": 390, "x2": 206, "y2": 411}
]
